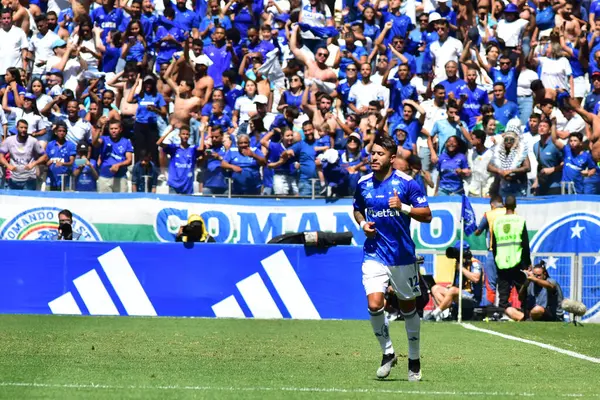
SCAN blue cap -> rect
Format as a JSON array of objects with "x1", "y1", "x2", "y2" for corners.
[
  {"x1": 51, "y1": 39, "x2": 67, "y2": 49},
  {"x1": 8, "y1": 126, "x2": 17, "y2": 135},
  {"x1": 24, "y1": 93, "x2": 36, "y2": 101},
  {"x1": 504, "y1": 3, "x2": 519, "y2": 13},
  {"x1": 274, "y1": 13, "x2": 289, "y2": 22},
  {"x1": 453, "y1": 241, "x2": 470, "y2": 251}
]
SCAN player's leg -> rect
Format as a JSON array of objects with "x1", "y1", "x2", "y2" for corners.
[
  {"x1": 389, "y1": 263, "x2": 422, "y2": 382},
  {"x1": 363, "y1": 260, "x2": 396, "y2": 378}
]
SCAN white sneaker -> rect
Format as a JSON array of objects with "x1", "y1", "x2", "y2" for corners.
[
  {"x1": 376, "y1": 353, "x2": 397, "y2": 379},
  {"x1": 408, "y1": 359, "x2": 422, "y2": 382}
]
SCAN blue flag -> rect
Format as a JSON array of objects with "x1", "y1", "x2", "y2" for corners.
[{"x1": 461, "y1": 195, "x2": 477, "y2": 236}]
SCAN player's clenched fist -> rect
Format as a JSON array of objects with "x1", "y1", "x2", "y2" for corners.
[{"x1": 361, "y1": 221, "x2": 377, "y2": 238}]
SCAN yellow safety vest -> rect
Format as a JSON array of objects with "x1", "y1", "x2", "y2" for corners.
[
  {"x1": 493, "y1": 214, "x2": 526, "y2": 270},
  {"x1": 486, "y1": 207, "x2": 506, "y2": 251}
]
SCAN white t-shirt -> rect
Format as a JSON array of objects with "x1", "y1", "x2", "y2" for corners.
[
  {"x1": 234, "y1": 95, "x2": 257, "y2": 124},
  {"x1": 465, "y1": 147, "x2": 494, "y2": 196},
  {"x1": 0, "y1": 25, "x2": 28, "y2": 75},
  {"x1": 300, "y1": 0, "x2": 332, "y2": 40},
  {"x1": 539, "y1": 57, "x2": 572, "y2": 92},
  {"x1": 348, "y1": 80, "x2": 385, "y2": 111},
  {"x1": 429, "y1": 37, "x2": 463, "y2": 84},
  {"x1": 29, "y1": 29, "x2": 60, "y2": 75},
  {"x1": 64, "y1": 118, "x2": 92, "y2": 145},
  {"x1": 564, "y1": 114, "x2": 586, "y2": 136},
  {"x1": 71, "y1": 36, "x2": 99, "y2": 72},
  {"x1": 496, "y1": 19, "x2": 529, "y2": 47},
  {"x1": 9, "y1": 108, "x2": 45, "y2": 134},
  {"x1": 517, "y1": 68, "x2": 538, "y2": 97},
  {"x1": 46, "y1": 55, "x2": 83, "y2": 93}
]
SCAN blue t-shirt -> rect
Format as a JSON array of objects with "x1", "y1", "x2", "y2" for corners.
[
  {"x1": 165, "y1": 144, "x2": 200, "y2": 194},
  {"x1": 566, "y1": 44, "x2": 585, "y2": 78},
  {"x1": 174, "y1": 7, "x2": 199, "y2": 32},
  {"x1": 204, "y1": 44, "x2": 233, "y2": 88},
  {"x1": 440, "y1": 78, "x2": 466, "y2": 99},
  {"x1": 203, "y1": 145, "x2": 228, "y2": 189},
  {"x1": 456, "y1": 84, "x2": 489, "y2": 129},
  {"x1": 339, "y1": 46, "x2": 368, "y2": 79},
  {"x1": 134, "y1": 92, "x2": 167, "y2": 124},
  {"x1": 388, "y1": 78, "x2": 418, "y2": 115},
  {"x1": 289, "y1": 140, "x2": 317, "y2": 180},
  {"x1": 123, "y1": 41, "x2": 145, "y2": 63},
  {"x1": 430, "y1": 119, "x2": 466, "y2": 153},
  {"x1": 91, "y1": 7, "x2": 125, "y2": 42},
  {"x1": 353, "y1": 170, "x2": 429, "y2": 266},
  {"x1": 199, "y1": 16, "x2": 233, "y2": 46},
  {"x1": 381, "y1": 11, "x2": 414, "y2": 45},
  {"x1": 102, "y1": 45, "x2": 121, "y2": 73},
  {"x1": 492, "y1": 100, "x2": 519, "y2": 126},
  {"x1": 75, "y1": 159, "x2": 98, "y2": 191},
  {"x1": 45, "y1": 140, "x2": 76, "y2": 187},
  {"x1": 224, "y1": 146, "x2": 263, "y2": 193},
  {"x1": 437, "y1": 152, "x2": 468, "y2": 193},
  {"x1": 562, "y1": 146, "x2": 596, "y2": 194},
  {"x1": 99, "y1": 136, "x2": 133, "y2": 178},
  {"x1": 391, "y1": 118, "x2": 421, "y2": 145},
  {"x1": 584, "y1": 91, "x2": 600, "y2": 113},
  {"x1": 268, "y1": 141, "x2": 295, "y2": 175},
  {"x1": 155, "y1": 25, "x2": 186, "y2": 64},
  {"x1": 224, "y1": 85, "x2": 244, "y2": 109},
  {"x1": 533, "y1": 138, "x2": 563, "y2": 190},
  {"x1": 131, "y1": 161, "x2": 159, "y2": 192},
  {"x1": 490, "y1": 68, "x2": 518, "y2": 102}
]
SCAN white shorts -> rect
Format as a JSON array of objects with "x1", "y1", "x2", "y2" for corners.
[{"x1": 362, "y1": 259, "x2": 421, "y2": 300}]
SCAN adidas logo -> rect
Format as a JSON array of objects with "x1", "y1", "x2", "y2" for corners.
[
  {"x1": 211, "y1": 250, "x2": 321, "y2": 319},
  {"x1": 48, "y1": 247, "x2": 157, "y2": 316}
]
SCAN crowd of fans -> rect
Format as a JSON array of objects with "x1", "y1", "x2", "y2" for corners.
[{"x1": 0, "y1": 0, "x2": 599, "y2": 197}]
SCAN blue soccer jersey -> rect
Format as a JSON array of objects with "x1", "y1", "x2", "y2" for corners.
[{"x1": 353, "y1": 170, "x2": 429, "y2": 266}]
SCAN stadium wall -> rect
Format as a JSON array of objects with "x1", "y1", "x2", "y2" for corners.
[
  {"x1": 0, "y1": 191, "x2": 600, "y2": 254},
  {"x1": 0, "y1": 241, "x2": 598, "y2": 322}
]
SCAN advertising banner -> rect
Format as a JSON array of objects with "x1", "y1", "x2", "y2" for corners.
[
  {"x1": 0, "y1": 191, "x2": 599, "y2": 256},
  {"x1": 0, "y1": 242, "x2": 597, "y2": 322}
]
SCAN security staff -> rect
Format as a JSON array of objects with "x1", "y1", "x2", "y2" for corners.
[
  {"x1": 491, "y1": 195, "x2": 532, "y2": 321},
  {"x1": 474, "y1": 195, "x2": 506, "y2": 303}
]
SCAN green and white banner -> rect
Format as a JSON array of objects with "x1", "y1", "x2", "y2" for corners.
[{"x1": 0, "y1": 191, "x2": 599, "y2": 254}]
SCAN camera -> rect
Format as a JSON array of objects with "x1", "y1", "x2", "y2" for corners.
[
  {"x1": 58, "y1": 222, "x2": 73, "y2": 239},
  {"x1": 181, "y1": 221, "x2": 205, "y2": 242},
  {"x1": 445, "y1": 245, "x2": 472, "y2": 261}
]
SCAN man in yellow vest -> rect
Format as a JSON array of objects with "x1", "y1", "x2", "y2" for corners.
[
  {"x1": 475, "y1": 195, "x2": 506, "y2": 304},
  {"x1": 491, "y1": 195, "x2": 532, "y2": 321}
]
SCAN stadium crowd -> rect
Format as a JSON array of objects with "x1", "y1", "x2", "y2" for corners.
[{"x1": 0, "y1": 0, "x2": 599, "y2": 196}]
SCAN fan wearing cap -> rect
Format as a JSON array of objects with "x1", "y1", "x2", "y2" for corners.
[
  {"x1": 72, "y1": 141, "x2": 99, "y2": 192},
  {"x1": 45, "y1": 121, "x2": 76, "y2": 191},
  {"x1": 0, "y1": 120, "x2": 47, "y2": 190},
  {"x1": 426, "y1": 241, "x2": 482, "y2": 322},
  {"x1": 4, "y1": 92, "x2": 46, "y2": 140},
  {"x1": 126, "y1": 74, "x2": 167, "y2": 164},
  {"x1": 494, "y1": 3, "x2": 530, "y2": 51},
  {"x1": 46, "y1": 40, "x2": 87, "y2": 93},
  {"x1": 338, "y1": 131, "x2": 366, "y2": 193}
]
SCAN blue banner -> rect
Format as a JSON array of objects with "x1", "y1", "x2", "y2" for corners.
[{"x1": 0, "y1": 241, "x2": 598, "y2": 322}]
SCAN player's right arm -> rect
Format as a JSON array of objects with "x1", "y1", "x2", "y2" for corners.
[{"x1": 353, "y1": 182, "x2": 377, "y2": 238}]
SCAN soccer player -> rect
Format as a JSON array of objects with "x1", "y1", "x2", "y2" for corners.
[{"x1": 353, "y1": 135, "x2": 432, "y2": 381}]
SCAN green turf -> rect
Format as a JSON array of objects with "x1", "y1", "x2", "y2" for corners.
[{"x1": 0, "y1": 315, "x2": 598, "y2": 400}]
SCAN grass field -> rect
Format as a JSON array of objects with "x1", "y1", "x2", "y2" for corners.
[{"x1": 0, "y1": 315, "x2": 598, "y2": 400}]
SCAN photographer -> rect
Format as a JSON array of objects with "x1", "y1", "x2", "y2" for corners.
[
  {"x1": 53, "y1": 209, "x2": 82, "y2": 241},
  {"x1": 507, "y1": 261, "x2": 565, "y2": 322},
  {"x1": 427, "y1": 242, "x2": 482, "y2": 322},
  {"x1": 176, "y1": 214, "x2": 216, "y2": 243}
]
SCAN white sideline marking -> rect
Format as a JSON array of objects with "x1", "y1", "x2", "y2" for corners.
[
  {"x1": 0, "y1": 382, "x2": 596, "y2": 397},
  {"x1": 462, "y1": 323, "x2": 600, "y2": 364}
]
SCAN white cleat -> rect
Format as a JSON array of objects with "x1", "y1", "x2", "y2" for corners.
[
  {"x1": 376, "y1": 353, "x2": 397, "y2": 379},
  {"x1": 408, "y1": 358, "x2": 422, "y2": 382}
]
